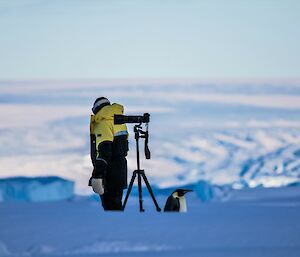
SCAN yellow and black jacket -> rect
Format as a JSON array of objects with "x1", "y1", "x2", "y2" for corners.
[{"x1": 90, "y1": 103, "x2": 129, "y2": 190}]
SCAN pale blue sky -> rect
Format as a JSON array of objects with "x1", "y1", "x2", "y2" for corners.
[{"x1": 0, "y1": 0, "x2": 299, "y2": 80}]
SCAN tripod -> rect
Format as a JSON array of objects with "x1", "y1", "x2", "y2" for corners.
[{"x1": 122, "y1": 124, "x2": 161, "y2": 212}]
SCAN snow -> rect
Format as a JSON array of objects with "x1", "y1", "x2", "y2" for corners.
[
  {"x1": 0, "y1": 176, "x2": 74, "y2": 202},
  {"x1": 0, "y1": 186, "x2": 300, "y2": 257}
]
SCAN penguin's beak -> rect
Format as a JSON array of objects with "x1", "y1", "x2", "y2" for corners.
[
  {"x1": 183, "y1": 189, "x2": 193, "y2": 194},
  {"x1": 176, "y1": 189, "x2": 193, "y2": 197}
]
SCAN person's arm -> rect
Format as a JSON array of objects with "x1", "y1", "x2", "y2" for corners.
[
  {"x1": 93, "y1": 140, "x2": 112, "y2": 178},
  {"x1": 90, "y1": 115, "x2": 96, "y2": 165},
  {"x1": 91, "y1": 120, "x2": 113, "y2": 194}
]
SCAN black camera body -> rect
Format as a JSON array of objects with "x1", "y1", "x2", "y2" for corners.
[{"x1": 114, "y1": 113, "x2": 150, "y2": 125}]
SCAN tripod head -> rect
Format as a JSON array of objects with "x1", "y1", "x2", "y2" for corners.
[
  {"x1": 114, "y1": 113, "x2": 151, "y2": 159},
  {"x1": 134, "y1": 123, "x2": 151, "y2": 159}
]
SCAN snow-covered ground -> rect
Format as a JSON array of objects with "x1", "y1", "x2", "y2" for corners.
[{"x1": 1, "y1": 186, "x2": 300, "y2": 257}]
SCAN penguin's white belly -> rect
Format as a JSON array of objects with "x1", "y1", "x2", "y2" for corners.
[{"x1": 178, "y1": 197, "x2": 187, "y2": 212}]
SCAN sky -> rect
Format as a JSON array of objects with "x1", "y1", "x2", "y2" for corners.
[{"x1": 0, "y1": 0, "x2": 300, "y2": 80}]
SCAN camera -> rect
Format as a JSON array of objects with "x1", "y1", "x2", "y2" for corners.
[{"x1": 114, "y1": 113, "x2": 150, "y2": 124}]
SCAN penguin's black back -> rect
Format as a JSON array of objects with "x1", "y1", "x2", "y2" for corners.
[{"x1": 164, "y1": 195, "x2": 180, "y2": 212}]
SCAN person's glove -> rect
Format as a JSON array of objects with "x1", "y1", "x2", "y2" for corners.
[{"x1": 91, "y1": 178, "x2": 105, "y2": 195}]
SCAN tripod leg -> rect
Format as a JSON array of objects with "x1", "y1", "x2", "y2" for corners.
[
  {"x1": 137, "y1": 172, "x2": 145, "y2": 212},
  {"x1": 122, "y1": 171, "x2": 137, "y2": 211},
  {"x1": 141, "y1": 172, "x2": 161, "y2": 212}
]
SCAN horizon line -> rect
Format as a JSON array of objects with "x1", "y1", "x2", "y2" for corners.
[{"x1": 1, "y1": 77, "x2": 300, "y2": 86}]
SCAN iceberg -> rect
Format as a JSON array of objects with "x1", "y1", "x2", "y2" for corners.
[
  {"x1": 194, "y1": 180, "x2": 231, "y2": 202},
  {"x1": 194, "y1": 180, "x2": 214, "y2": 202},
  {"x1": 0, "y1": 176, "x2": 74, "y2": 202}
]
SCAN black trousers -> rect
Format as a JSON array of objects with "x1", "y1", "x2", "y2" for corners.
[{"x1": 100, "y1": 188, "x2": 123, "y2": 211}]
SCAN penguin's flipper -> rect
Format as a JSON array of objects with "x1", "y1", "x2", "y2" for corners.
[{"x1": 164, "y1": 196, "x2": 180, "y2": 212}]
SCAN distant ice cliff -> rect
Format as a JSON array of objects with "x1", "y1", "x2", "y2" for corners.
[{"x1": 0, "y1": 176, "x2": 74, "y2": 202}]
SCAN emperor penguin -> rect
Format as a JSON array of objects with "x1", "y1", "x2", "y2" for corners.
[{"x1": 164, "y1": 189, "x2": 193, "y2": 212}]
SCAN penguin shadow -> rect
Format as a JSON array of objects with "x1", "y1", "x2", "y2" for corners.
[{"x1": 163, "y1": 189, "x2": 193, "y2": 213}]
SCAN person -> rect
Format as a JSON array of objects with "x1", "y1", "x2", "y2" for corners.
[{"x1": 89, "y1": 97, "x2": 129, "y2": 210}]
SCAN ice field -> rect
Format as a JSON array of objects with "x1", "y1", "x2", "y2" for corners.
[
  {"x1": 1, "y1": 80, "x2": 300, "y2": 257},
  {"x1": 1, "y1": 80, "x2": 300, "y2": 194}
]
